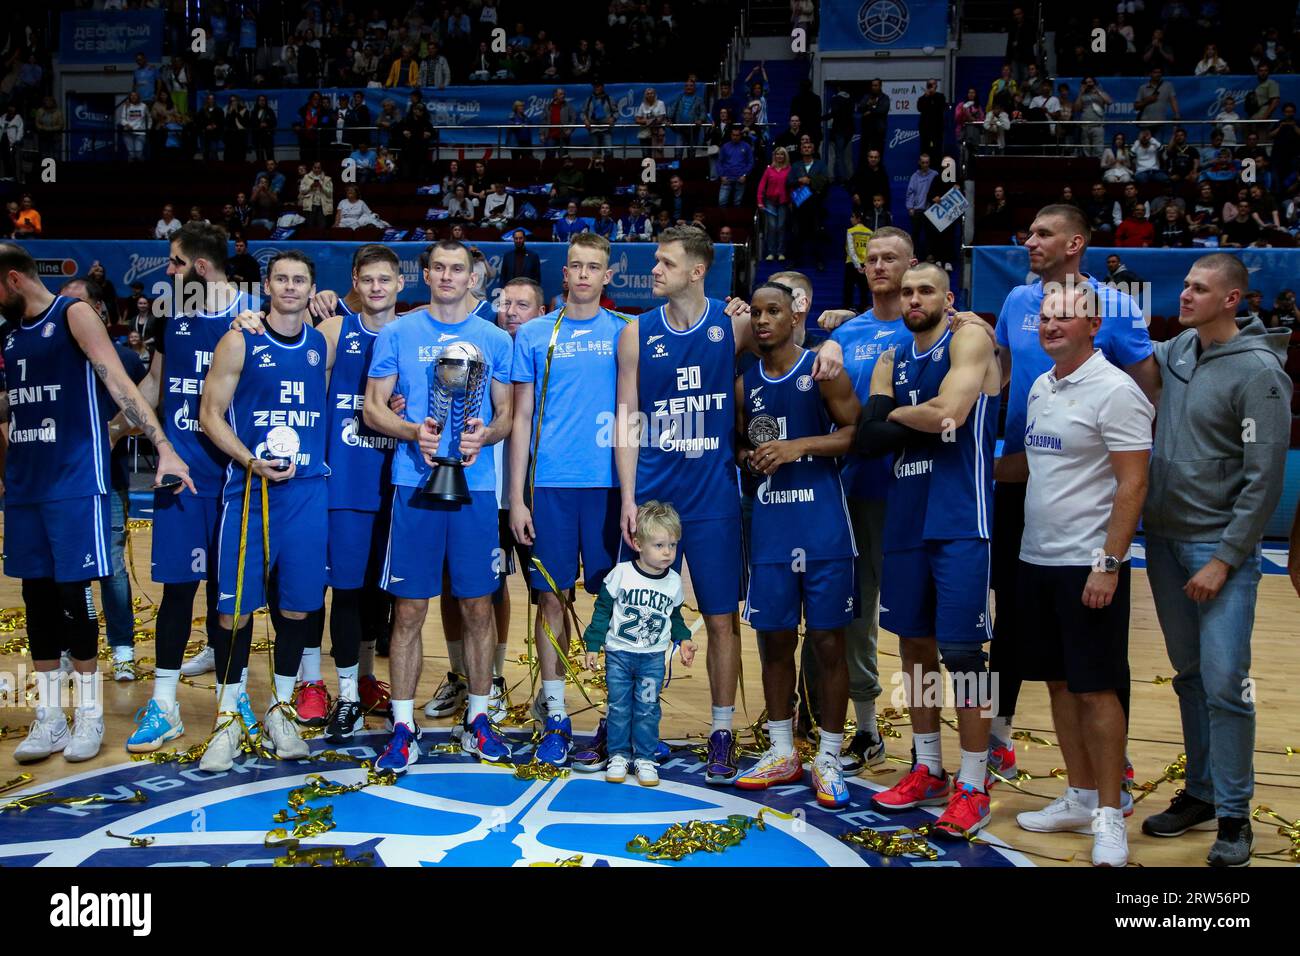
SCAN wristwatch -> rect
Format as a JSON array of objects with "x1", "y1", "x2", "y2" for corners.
[{"x1": 1101, "y1": 555, "x2": 1121, "y2": 573}]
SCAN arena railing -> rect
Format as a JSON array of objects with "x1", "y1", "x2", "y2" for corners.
[{"x1": 969, "y1": 116, "x2": 1279, "y2": 158}]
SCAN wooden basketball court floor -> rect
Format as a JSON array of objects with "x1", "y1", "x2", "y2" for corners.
[{"x1": 1, "y1": 521, "x2": 1296, "y2": 868}]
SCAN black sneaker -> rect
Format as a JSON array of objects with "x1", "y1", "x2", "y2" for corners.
[
  {"x1": 1140, "y1": 789, "x2": 1217, "y2": 837},
  {"x1": 325, "y1": 699, "x2": 365, "y2": 744},
  {"x1": 839, "y1": 729, "x2": 886, "y2": 776},
  {"x1": 1207, "y1": 817, "x2": 1253, "y2": 867}
]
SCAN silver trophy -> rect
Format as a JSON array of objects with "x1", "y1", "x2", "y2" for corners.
[
  {"x1": 262, "y1": 425, "x2": 301, "y2": 472},
  {"x1": 423, "y1": 341, "x2": 487, "y2": 503},
  {"x1": 746, "y1": 413, "x2": 781, "y2": 475}
]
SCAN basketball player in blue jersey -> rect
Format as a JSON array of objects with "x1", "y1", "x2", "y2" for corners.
[
  {"x1": 510, "y1": 233, "x2": 625, "y2": 766},
  {"x1": 955, "y1": 203, "x2": 1156, "y2": 791},
  {"x1": 733, "y1": 281, "x2": 861, "y2": 808},
  {"x1": 824, "y1": 227, "x2": 916, "y2": 774},
  {"x1": 126, "y1": 222, "x2": 258, "y2": 752},
  {"x1": 0, "y1": 242, "x2": 194, "y2": 764},
  {"x1": 363, "y1": 241, "x2": 515, "y2": 773},
  {"x1": 198, "y1": 250, "x2": 332, "y2": 771},
  {"x1": 615, "y1": 226, "x2": 844, "y2": 784},
  {"x1": 857, "y1": 263, "x2": 1002, "y2": 837}
]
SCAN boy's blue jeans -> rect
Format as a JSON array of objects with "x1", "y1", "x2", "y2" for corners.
[{"x1": 604, "y1": 647, "x2": 666, "y2": 761}]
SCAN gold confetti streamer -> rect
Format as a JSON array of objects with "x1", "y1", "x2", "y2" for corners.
[
  {"x1": 272, "y1": 844, "x2": 376, "y2": 867},
  {"x1": 528, "y1": 855, "x2": 583, "y2": 867},
  {"x1": 105, "y1": 830, "x2": 156, "y2": 848},
  {"x1": 271, "y1": 804, "x2": 336, "y2": 838},
  {"x1": 1010, "y1": 730, "x2": 1056, "y2": 748},
  {"x1": 514, "y1": 761, "x2": 571, "y2": 781},
  {"x1": 840, "y1": 825, "x2": 940, "y2": 860},
  {"x1": 1250, "y1": 805, "x2": 1300, "y2": 862},
  {"x1": 0, "y1": 789, "x2": 147, "y2": 813},
  {"x1": 0, "y1": 773, "x2": 33, "y2": 795},
  {"x1": 1130, "y1": 753, "x2": 1187, "y2": 804},
  {"x1": 627, "y1": 812, "x2": 768, "y2": 861}
]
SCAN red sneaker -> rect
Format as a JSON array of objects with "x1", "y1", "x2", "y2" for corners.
[
  {"x1": 360, "y1": 675, "x2": 391, "y2": 715},
  {"x1": 986, "y1": 739, "x2": 1016, "y2": 789},
  {"x1": 872, "y1": 765, "x2": 951, "y2": 812},
  {"x1": 933, "y1": 782, "x2": 991, "y2": 839},
  {"x1": 296, "y1": 680, "x2": 329, "y2": 727}
]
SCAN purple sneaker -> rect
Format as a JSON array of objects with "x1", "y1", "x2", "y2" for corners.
[
  {"x1": 704, "y1": 729, "x2": 738, "y2": 785},
  {"x1": 571, "y1": 718, "x2": 608, "y2": 773}
]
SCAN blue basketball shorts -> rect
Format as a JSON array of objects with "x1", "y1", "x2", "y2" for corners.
[
  {"x1": 3, "y1": 494, "x2": 111, "y2": 582},
  {"x1": 327, "y1": 503, "x2": 392, "y2": 590},
  {"x1": 528, "y1": 486, "x2": 620, "y2": 593},
  {"x1": 216, "y1": 477, "x2": 328, "y2": 615},
  {"x1": 880, "y1": 538, "x2": 993, "y2": 643},
  {"x1": 619, "y1": 512, "x2": 742, "y2": 616},
  {"x1": 744, "y1": 557, "x2": 856, "y2": 632},
  {"x1": 150, "y1": 490, "x2": 221, "y2": 584},
  {"x1": 380, "y1": 486, "x2": 500, "y2": 600}
]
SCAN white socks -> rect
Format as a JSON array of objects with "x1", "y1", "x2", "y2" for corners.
[
  {"x1": 493, "y1": 642, "x2": 507, "y2": 677},
  {"x1": 299, "y1": 646, "x2": 322, "y2": 683},
  {"x1": 359, "y1": 640, "x2": 376, "y2": 677},
  {"x1": 273, "y1": 673, "x2": 295, "y2": 705},
  {"x1": 542, "y1": 679, "x2": 566, "y2": 718},
  {"x1": 711, "y1": 705, "x2": 735, "y2": 734},
  {"x1": 217, "y1": 683, "x2": 240, "y2": 713},
  {"x1": 914, "y1": 731, "x2": 943, "y2": 777},
  {"x1": 337, "y1": 664, "x2": 359, "y2": 703},
  {"x1": 75, "y1": 671, "x2": 101, "y2": 719},
  {"x1": 34, "y1": 669, "x2": 63, "y2": 721},
  {"x1": 447, "y1": 639, "x2": 466, "y2": 676},
  {"x1": 768, "y1": 717, "x2": 794, "y2": 756},
  {"x1": 154, "y1": 668, "x2": 180, "y2": 708},
  {"x1": 991, "y1": 715, "x2": 1013, "y2": 747},
  {"x1": 958, "y1": 748, "x2": 989, "y2": 792},
  {"x1": 819, "y1": 730, "x2": 844, "y2": 761},
  {"x1": 853, "y1": 699, "x2": 878, "y2": 740},
  {"x1": 467, "y1": 693, "x2": 489, "y2": 722},
  {"x1": 391, "y1": 698, "x2": 414, "y2": 729}
]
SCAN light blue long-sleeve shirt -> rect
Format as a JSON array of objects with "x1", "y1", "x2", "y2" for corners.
[{"x1": 905, "y1": 168, "x2": 938, "y2": 212}]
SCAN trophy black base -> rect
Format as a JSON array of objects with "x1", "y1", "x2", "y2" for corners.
[{"x1": 421, "y1": 457, "x2": 470, "y2": 504}]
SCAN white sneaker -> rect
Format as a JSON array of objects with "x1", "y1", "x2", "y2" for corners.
[
  {"x1": 634, "y1": 759, "x2": 659, "y2": 787},
  {"x1": 199, "y1": 713, "x2": 243, "y2": 772},
  {"x1": 64, "y1": 712, "x2": 104, "y2": 762},
  {"x1": 180, "y1": 645, "x2": 216, "y2": 677},
  {"x1": 1092, "y1": 806, "x2": 1129, "y2": 867},
  {"x1": 13, "y1": 712, "x2": 70, "y2": 763},
  {"x1": 488, "y1": 675, "x2": 508, "y2": 723},
  {"x1": 264, "y1": 702, "x2": 309, "y2": 759},
  {"x1": 606, "y1": 754, "x2": 629, "y2": 783},
  {"x1": 423, "y1": 671, "x2": 468, "y2": 718},
  {"x1": 113, "y1": 656, "x2": 136, "y2": 682},
  {"x1": 1017, "y1": 793, "x2": 1095, "y2": 834}
]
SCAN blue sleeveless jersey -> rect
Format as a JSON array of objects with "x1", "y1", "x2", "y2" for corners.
[
  {"x1": 163, "y1": 290, "x2": 255, "y2": 497},
  {"x1": 222, "y1": 324, "x2": 330, "y2": 499},
  {"x1": 2, "y1": 296, "x2": 110, "y2": 504},
  {"x1": 635, "y1": 298, "x2": 739, "y2": 520},
  {"x1": 326, "y1": 313, "x2": 398, "y2": 511},
  {"x1": 742, "y1": 349, "x2": 855, "y2": 564},
  {"x1": 882, "y1": 330, "x2": 948, "y2": 552}
]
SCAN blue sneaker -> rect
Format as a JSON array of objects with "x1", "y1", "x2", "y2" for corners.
[
  {"x1": 126, "y1": 700, "x2": 185, "y2": 754},
  {"x1": 235, "y1": 691, "x2": 262, "y2": 745},
  {"x1": 376, "y1": 722, "x2": 422, "y2": 774},
  {"x1": 535, "y1": 715, "x2": 572, "y2": 766},
  {"x1": 571, "y1": 718, "x2": 608, "y2": 772},
  {"x1": 462, "y1": 713, "x2": 513, "y2": 763},
  {"x1": 704, "y1": 729, "x2": 738, "y2": 785},
  {"x1": 653, "y1": 739, "x2": 671, "y2": 764}
]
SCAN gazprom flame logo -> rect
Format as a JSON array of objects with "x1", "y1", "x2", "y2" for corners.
[
  {"x1": 342, "y1": 415, "x2": 361, "y2": 447},
  {"x1": 173, "y1": 399, "x2": 195, "y2": 432}
]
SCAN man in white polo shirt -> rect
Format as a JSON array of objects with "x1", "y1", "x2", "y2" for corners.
[{"x1": 1013, "y1": 282, "x2": 1154, "y2": 867}]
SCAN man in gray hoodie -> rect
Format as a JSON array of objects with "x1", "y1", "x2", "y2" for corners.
[{"x1": 1140, "y1": 253, "x2": 1293, "y2": 867}]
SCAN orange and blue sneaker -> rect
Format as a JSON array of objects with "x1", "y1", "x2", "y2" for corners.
[
  {"x1": 986, "y1": 737, "x2": 1016, "y2": 788},
  {"x1": 812, "y1": 754, "x2": 850, "y2": 808},
  {"x1": 376, "y1": 722, "x2": 421, "y2": 774},
  {"x1": 462, "y1": 713, "x2": 513, "y2": 763},
  {"x1": 872, "y1": 764, "x2": 951, "y2": 812},
  {"x1": 295, "y1": 680, "x2": 329, "y2": 727},
  {"x1": 933, "y1": 782, "x2": 991, "y2": 839},
  {"x1": 736, "y1": 747, "x2": 803, "y2": 790}
]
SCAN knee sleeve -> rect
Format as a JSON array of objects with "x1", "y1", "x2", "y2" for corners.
[
  {"x1": 210, "y1": 618, "x2": 254, "y2": 688},
  {"x1": 938, "y1": 644, "x2": 991, "y2": 710},
  {"x1": 156, "y1": 580, "x2": 202, "y2": 671},
  {"x1": 329, "y1": 588, "x2": 362, "y2": 669},
  {"x1": 360, "y1": 585, "x2": 393, "y2": 643},
  {"x1": 57, "y1": 581, "x2": 98, "y2": 661},
  {"x1": 22, "y1": 578, "x2": 62, "y2": 661}
]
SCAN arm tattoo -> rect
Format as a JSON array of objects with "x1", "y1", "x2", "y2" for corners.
[{"x1": 95, "y1": 361, "x2": 165, "y2": 447}]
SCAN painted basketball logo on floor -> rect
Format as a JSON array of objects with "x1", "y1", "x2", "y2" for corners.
[{"x1": 0, "y1": 731, "x2": 1030, "y2": 867}]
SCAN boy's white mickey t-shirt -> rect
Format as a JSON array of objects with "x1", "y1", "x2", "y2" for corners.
[{"x1": 583, "y1": 560, "x2": 690, "y2": 655}]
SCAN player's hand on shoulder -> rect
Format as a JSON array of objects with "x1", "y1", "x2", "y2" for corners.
[
  {"x1": 818, "y1": 308, "x2": 855, "y2": 331},
  {"x1": 230, "y1": 310, "x2": 267, "y2": 333},
  {"x1": 810, "y1": 339, "x2": 844, "y2": 380},
  {"x1": 723, "y1": 295, "x2": 751, "y2": 321},
  {"x1": 949, "y1": 309, "x2": 996, "y2": 344},
  {"x1": 307, "y1": 289, "x2": 339, "y2": 322}
]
